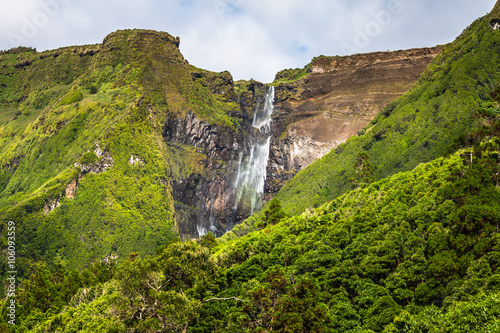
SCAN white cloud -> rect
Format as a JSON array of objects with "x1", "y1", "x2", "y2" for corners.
[
  {"x1": 0, "y1": 0, "x2": 38, "y2": 27},
  {"x1": 0, "y1": 0, "x2": 497, "y2": 81},
  {"x1": 181, "y1": 15, "x2": 297, "y2": 82}
]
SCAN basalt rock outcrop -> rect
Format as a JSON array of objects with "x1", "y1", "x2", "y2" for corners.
[
  {"x1": 163, "y1": 109, "x2": 242, "y2": 237},
  {"x1": 74, "y1": 144, "x2": 114, "y2": 174},
  {"x1": 163, "y1": 79, "x2": 270, "y2": 238}
]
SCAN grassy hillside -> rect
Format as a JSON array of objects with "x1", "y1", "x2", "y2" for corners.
[
  {"x1": 210, "y1": 139, "x2": 500, "y2": 332},
  {"x1": 252, "y1": 4, "x2": 500, "y2": 221},
  {"x1": 3, "y1": 133, "x2": 498, "y2": 332},
  {"x1": 0, "y1": 29, "x2": 244, "y2": 272}
]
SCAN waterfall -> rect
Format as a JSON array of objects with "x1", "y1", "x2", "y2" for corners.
[
  {"x1": 197, "y1": 224, "x2": 207, "y2": 237},
  {"x1": 197, "y1": 207, "x2": 217, "y2": 237},
  {"x1": 234, "y1": 86, "x2": 275, "y2": 215},
  {"x1": 252, "y1": 86, "x2": 275, "y2": 132}
]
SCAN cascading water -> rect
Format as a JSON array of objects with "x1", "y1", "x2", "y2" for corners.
[
  {"x1": 234, "y1": 86, "x2": 275, "y2": 215},
  {"x1": 252, "y1": 86, "x2": 275, "y2": 132},
  {"x1": 197, "y1": 207, "x2": 218, "y2": 237}
]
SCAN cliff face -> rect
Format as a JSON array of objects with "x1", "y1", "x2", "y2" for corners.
[
  {"x1": 0, "y1": 27, "x2": 443, "y2": 246},
  {"x1": 162, "y1": 77, "x2": 270, "y2": 237},
  {"x1": 163, "y1": 109, "x2": 243, "y2": 237},
  {"x1": 265, "y1": 47, "x2": 442, "y2": 198},
  {"x1": 163, "y1": 47, "x2": 442, "y2": 238}
]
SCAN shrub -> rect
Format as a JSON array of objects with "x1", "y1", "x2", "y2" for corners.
[{"x1": 59, "y1": 90, "x2": 83, "y2": 106}]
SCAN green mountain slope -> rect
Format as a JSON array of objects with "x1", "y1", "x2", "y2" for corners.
[
  {"x1": 5, "y1": 134, "x2": 499, "y2": 332},
  {"x1": 0, "y1": 30, "x2": 243, "y2": 271},
  {"x1": 261, "y1": 4, "x2": 500, "y2": 219},
  {"x1": 210, "y1": 141, "x2": 500, "y2": 332}
]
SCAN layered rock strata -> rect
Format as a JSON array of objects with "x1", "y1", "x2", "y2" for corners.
[{"x1": 266, "y1": 47, "x2": 442, "y2": 199}]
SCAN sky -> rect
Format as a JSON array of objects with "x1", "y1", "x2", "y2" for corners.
[{"x1": 0, "y1": 0, "x2": 497, "y2": 83}]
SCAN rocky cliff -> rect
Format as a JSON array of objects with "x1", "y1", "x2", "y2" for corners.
[
  {"x1": 162, "y1": 75, "x2": 270, "y2": 237},
  {"x1": 265, "y1": 47, "x2": 442, "y2": 199},
  {"x1": 164, "y1": 47, "x2": 442, "y2": 238}
]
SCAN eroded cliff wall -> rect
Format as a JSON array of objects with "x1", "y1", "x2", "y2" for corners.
[
  {"x1": 163, "y1": 76, "x2": 270, "y2": 238},
  {"x1": 165, "y1": 46, "x2": 442, "y2": 238},
  {"x1": 265, "y1": 47, "x2": 442, "y2": 198}
]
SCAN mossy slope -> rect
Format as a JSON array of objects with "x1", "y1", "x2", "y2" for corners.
[{"x1": 0, "y1": 29, "x2": 243, "y2": 271}]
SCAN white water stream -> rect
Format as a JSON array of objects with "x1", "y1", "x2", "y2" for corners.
[{"x1": 234, "y1": 86, "x2": 275, "y2": 214}]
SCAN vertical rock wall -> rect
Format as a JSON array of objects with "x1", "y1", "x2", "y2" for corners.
[{"x1": 163, "y1": 80, "x2": 270, "y2": 238}]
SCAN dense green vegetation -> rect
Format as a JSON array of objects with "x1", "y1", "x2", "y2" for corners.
[
  {"x1": 2, "y1": 134, "x2": 499, "y2": 332},
  {"x1": 272, "y1": 55, "x2": 339, "y2": 84},
  {"x1": 0, "y1": 42, "x2": 173, "y2": 273}
]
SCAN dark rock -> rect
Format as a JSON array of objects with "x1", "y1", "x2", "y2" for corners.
[
  {"x1": 3, "y1": 155, "x2": 24, "y2": 174},
  {"x1": 491, "y1": 19, "x2": 500, "y2": 30},
  {"x1": 163, "y1": 110, "x2": 251, "y2": 238},
  {"x1": 14, "y1": 60, "x2": 33, "y2": 69}
]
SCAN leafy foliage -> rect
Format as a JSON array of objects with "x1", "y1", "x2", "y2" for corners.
[
  {"x1": 112, "y1": 241, "x2": 217, "y2": 332},
  {"x1": 257, "y1": 198, "x2": 288, "y2": 228},
  {"x1": 3, "y1": 4, "x2": 500, "y2": 332},
  {"x1": 210, "y1": 141, "x2": 500, "y2": 332},
  {"x1": 350, "y1": 152, "x2": 375, "y2": 188},
  {"x1": 5, "y1": 140, "x2": 499, "y2": 332}
]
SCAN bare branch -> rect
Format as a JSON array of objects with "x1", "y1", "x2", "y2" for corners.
[
  {"x1": 202, "y1": 296, "x2": 248, "y2": 303},
  {"x1": 182, "y1": 322, "x2": 189, "y2": 333}
]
